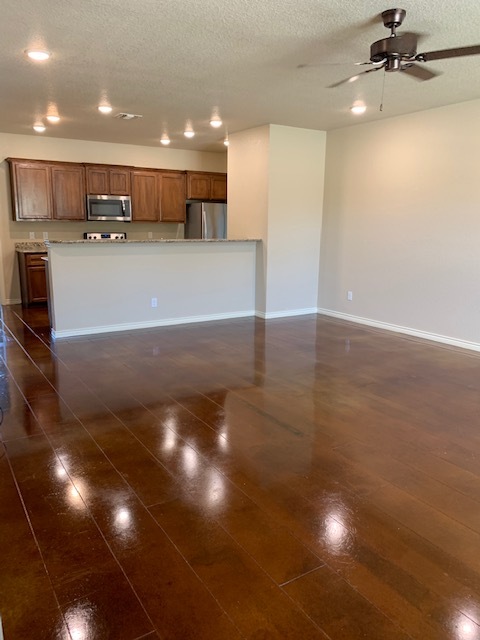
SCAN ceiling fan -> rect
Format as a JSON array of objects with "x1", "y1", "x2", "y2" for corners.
[{"x1": 329, "y1": 8, "x2": 480, "y2": 88}]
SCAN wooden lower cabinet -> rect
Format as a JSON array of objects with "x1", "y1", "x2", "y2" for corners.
[
  {"x1": 132, "y1": 170, "x2": 186, "y2": 222},
  {"x1": 17, "y1": 252, "x2": 47, "y2": 306}
]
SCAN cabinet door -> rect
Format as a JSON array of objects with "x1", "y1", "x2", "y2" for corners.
[
  {"x1": 10, "y1": 162, "x2": 52, "y2": 220},
  {"x1": 51, "y1": 165, "x2": 86, "y2": 220},
  {"x1": 85, "y1": 166, "x2": 108, "y2": 194},
  {"x1": 210, "y1": 174, "x2": 227, "y2": 201},
  {"x1": 27, "y1": 266, "x2": 48, "y2": 303},
  {"x1": 186, "y1": 172, "x2": 210, "y2": 200},
  {"x1": 109, "y1": 168, "x2": 131, "y2": 195},
  {"x1": 18, "y1": 252, "x2": 47, "y2": 305},
  {"x1": 160, "y1": 173, "x2": 186, "y2": 222},
  {"x1": 131, "y1": 171, "x2": 159, "y2": 221}
]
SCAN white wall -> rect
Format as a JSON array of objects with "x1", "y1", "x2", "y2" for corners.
[
  {"x1": 319, "y1": 99, "x2": 480, "y2": 347},
  {"x1": 48, "y1": 241, "x2": 256, "y2": 337},
  {"x1": 0, "y1": 133, "x2": 227, "y2": 304},
  {"x1": 267, "y1": 125, "x2": 325, "y2": 315},
  {"x1": 228, "y1": 126, "x2": 270, "y2": 312},
  {"x1": 228, "y1": 124, "x2": 326, "y2": 317}
]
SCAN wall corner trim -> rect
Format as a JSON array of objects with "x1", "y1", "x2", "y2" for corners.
[{"x1": 255, "y1": 308, "x2": 318, "y2": 320}]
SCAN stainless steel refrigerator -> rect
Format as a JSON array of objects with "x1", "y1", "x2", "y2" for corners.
[{"x1": 185, "y1": 202, "x2": 227, "y2": 239}]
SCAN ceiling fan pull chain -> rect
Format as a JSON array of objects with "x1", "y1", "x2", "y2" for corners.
[{"x1": 379, "y1": 67, "x2": 386, "y2": 112}]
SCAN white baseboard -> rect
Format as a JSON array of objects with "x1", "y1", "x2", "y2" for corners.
[
  {"x1": 2, "y1": 298, "x2": 21, "y2": 305},
  {"x1": 318, "y1": 308, "x2": 480, "y2": 353},
  {"x1": 51, "y1": 310, "x2": 256, "y2": 339},
  {"x1": 255, "y1": 307, "x2": 318, "y2": 320},
  {"x1": 24, "y1": 302, "x2": 480, "y2": 353}
]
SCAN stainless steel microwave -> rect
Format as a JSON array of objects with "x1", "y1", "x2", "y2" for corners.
[{"x1": 86, "y1": 195, "x2": 132, "y2": 222}]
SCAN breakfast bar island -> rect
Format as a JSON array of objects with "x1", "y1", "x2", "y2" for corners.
[{"x1": 45, "y1": 239, "x2": 259, "y2": 339}]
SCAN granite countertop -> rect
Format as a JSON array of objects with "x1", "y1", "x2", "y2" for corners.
[
  {"x1": 45, "y1": 238, "x2": 260, "y2": 245},
  {"x1": 15, "y1": 242, "x2": 47, "y2": 253}
]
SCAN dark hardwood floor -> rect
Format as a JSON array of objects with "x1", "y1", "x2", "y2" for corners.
[{"x1": 1, "y1": 304, "x2": 480, "y2": 639}]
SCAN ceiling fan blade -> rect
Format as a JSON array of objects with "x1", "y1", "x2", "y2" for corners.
[
  {"x1": 327, "y1": 66, "x2": 382, "y2": 89},
  {"x1": 416, "y1": 44, "x2": 480, "y2": 62},
  {"x1": 298, "y1": 60, "x2": 375, "y2": 69},
  {"x1": 400, "y1": 63, "x2": 439, "y2": 81}
]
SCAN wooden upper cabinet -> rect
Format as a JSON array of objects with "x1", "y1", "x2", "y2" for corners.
[
  {"x1": 85, "y1": 165, "x2": 131, "y2": 195},
  {"x1": 51, "y1": 164, "x2": 86, "y2": 220},
  {"x1": 210, "y1": 173, "x2": 227, "y2": 201},
  {"x1": 8, "y1": 159, "x2": 85, "y2": 221},
  {"x1": 132, "y1": 170, "x2": 186, "y2": 223},
  {"x1": 8, "y1": 158, "x2": 220, "y2": 223},
  {"x1": 187, "y1": 172, "x2": 210, "y2": 201},
  {"x1": 186, "y1": 171, "x2": 227, "y2": 202},
  {"x1": 109, "y1": 167, "x2": 131, "y2": 194},
  {"x1": 9, "y1": 161, "x2": 52, "y2": 220},
  {"x1": 160, "y1": 172, "x2": 186, "y2": 223},
  {"x1": 131, "y1": 170, "x2": 159, "y2": 222}
]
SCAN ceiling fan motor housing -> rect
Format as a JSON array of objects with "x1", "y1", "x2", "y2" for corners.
[{"x1": 370, "y1": 34, "x2": 417, "y2": 65}]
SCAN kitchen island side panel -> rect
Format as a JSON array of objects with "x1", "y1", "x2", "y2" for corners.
[{"x1": 47, "y1": 241, "x2": 258, "y2": 337}]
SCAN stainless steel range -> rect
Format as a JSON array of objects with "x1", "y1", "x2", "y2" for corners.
[{"x1": 83, "y1": 232, "x2": 127, "y2": 240}]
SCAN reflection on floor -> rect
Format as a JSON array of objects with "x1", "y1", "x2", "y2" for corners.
[{"x1": 1, "y1": 304, "x2": 480, "y2": 639}]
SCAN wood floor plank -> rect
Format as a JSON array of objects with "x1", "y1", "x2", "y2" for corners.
[{"x1": 3, "y1": 305, "x2": 480, "y2": 639}]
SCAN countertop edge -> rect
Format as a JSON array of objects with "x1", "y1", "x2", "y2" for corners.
[
  {"x1": 44, "y1": 238, "x2": 261, "y2": 245},
  {"x1": 15, "y1": 242, "x2": 47, "y2": 253}
]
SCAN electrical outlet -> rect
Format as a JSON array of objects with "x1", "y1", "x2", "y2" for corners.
[
  {"x1": 347, "y1": 291, "x2": 353, "y2": 301},
  {"x1": 151, "y1": 297, "x2": 158, "y2": 308},
  {"x1": 29, "y1": 231, "x2": 35, "y2": 240},
  {"x1": 43, "y1": 231, "x2": 48, "y2": 240},
  {"x1": 147, "y1": 231, "x2": 153, "y2": 239}
]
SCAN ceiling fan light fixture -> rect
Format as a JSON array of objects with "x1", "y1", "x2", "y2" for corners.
[{"x1": 350, "y1": 103, "x2": 367, "y2": 115}]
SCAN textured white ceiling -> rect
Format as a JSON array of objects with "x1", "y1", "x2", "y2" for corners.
[{"x1": 1, "y1": 0, "x2": 480, "y2": 152}]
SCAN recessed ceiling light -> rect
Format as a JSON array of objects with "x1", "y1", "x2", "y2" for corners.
[
  {"x1": 98, "y1": 105, "x2": 113, "y2": 114},
  {"x1": 33, "y1": 123, "x2": 46, "y2": 133},
  {"x1": 350, "y1": 104, "x2": 367, "y2": 115},
  {"x1": 160, "y1": 134, "x2": 170, "y2": 145},
  {"x1": 184, "y1": 129, "x2": 195, "y2": 138},
  {"x1": 26, "y1": 49, "x2": 50, "y2": 61},
  {"x1": 210, "y1": 117, "x2": 222, "y2": 128},
  {"x1": 46, "y1": 114, "x2": 60, "y2": 123}
]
